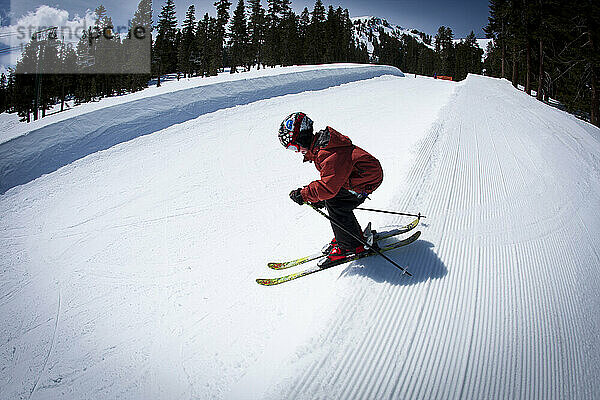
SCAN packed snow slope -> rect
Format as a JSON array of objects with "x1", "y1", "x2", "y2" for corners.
[
  {"x1": 0, "y1": 64, "x2": 402, "y2": 194},
  {"x1": 1, "y1": 67, "x2": 600, "y2": 400}
]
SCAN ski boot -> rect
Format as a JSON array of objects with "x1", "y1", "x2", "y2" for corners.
[
  {"x1": 322, "y1": 222, "x2": 376, "y2": 255},
  {"x1": 318, "y1": 243, "x2": 367, "y2": 266},
  {"x1": 321, "y1": 237, "x2": 337, "y2": 254}
]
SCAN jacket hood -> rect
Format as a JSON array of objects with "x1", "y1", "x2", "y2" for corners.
[
  {"x1": 324, "y1": 127, "x2": 353, "y2": 149},
  {"x1": 303, "y1": 127, "x2": 352, "y2": 162}
]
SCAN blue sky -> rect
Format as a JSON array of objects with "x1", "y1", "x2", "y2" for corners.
[{"x1": 4, "y1": 0, "x2": 489, "y2": 37}]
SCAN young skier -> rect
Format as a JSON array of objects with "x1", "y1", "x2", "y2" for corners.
[{"x1": 278, "y1": 112, "x2": 384, "y2": 263}]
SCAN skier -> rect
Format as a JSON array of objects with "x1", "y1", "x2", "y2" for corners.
[{"x1": 278, "y1": 112, "x2": 384, "y2": 263}]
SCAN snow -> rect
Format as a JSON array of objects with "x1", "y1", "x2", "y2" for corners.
[
  {"x1": 0, "y1": 64, "x2": 377, "y2": 145},
  {"x1": 0, "y1": 64, "x2": 402, "y2": 194},
  {"x1": 476, "y1": 38, "x2": 492, "y2": 51},
  {"x1": 1, "y1": 68, "x2": 600, "y2": 400}
]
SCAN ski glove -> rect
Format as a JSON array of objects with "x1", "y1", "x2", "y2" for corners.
[
  {"x1": 310, "y1": 200, "x2": 326, "y2": 209},
  {"x1": 289, "y1": 188, "x2": 304, "y2": 205}
]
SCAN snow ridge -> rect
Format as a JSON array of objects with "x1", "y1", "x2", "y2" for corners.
[{"x1": 0, "y1": 65, "x2": 403, "y2": 195}]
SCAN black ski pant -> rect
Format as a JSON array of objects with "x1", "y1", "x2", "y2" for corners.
[{"x1": 325, "y1": 188, "x2": 367, "y2": 250}]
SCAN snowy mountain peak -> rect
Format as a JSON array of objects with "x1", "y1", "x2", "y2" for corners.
[
  {"x1": 352, "y1": 16, "x2": 394, "y2": 29},
  {"x1": 351, "y1": 16, "x2": 435, "y2": 54},
  {"x1": 352, "y1": 16, "x2": 491, "y2": 58}
]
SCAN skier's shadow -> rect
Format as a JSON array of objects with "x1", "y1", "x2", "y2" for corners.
[{"x1": 339, "y1": 239, "x2": 446, "y2": 286}]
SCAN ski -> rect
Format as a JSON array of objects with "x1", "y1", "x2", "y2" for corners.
[
  {"x1": 267, "y1": 217, "x2": 420, "y2": 270},
  {"x1": 257, "y1": 231, "x2": 421, "y2": 286}
]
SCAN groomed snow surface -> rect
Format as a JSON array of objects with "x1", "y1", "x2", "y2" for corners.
[{"x1": 1, "y1": 65, "x2": 600, "y2": 399}]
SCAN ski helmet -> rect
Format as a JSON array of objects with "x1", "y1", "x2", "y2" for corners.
[{"x1": 278, "y1": 112, "x2": 314, "y2": 150}]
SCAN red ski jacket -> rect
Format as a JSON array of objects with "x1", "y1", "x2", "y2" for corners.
[{"x1": 300, "y1": 127, "x2": 383, "y2": 203}]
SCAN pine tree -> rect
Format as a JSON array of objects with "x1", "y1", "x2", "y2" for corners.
[
  {"x1": 39, "y1": 43, "x2": 61, "y2": 117},
  {"x1": 454, "y1": 31, "x2": 483, "y2": 81},
  {"x1": 340, "y1": 9, "x2": 354, "y2": 62},
  {"x1": 179, "y1": 5, "x2": 197, "y2": 78},
  {"x1": 481, "y1": 0, "x2": 600, "y2": 125},
  {"x1": 583, "y1": 0, "x2": 599, "y2": 126},
  {"x1": 230, "y1": 0, "x2": 248, "y2": 73},
  {"x1": 14, "y1": 42, "x2": 38, "y2": 121},
  {"x1": 504, "y1": 0, "x2": 523, "y2": 88},
  {"x1": 195, "y1": 14, "x2": 212, "y2": 76},
  {"x1": 298, "y1": 7, "x2": 310, "y2": 64},
  {"x1": 563, "y1": 0, "x2": 600, "y2": 125},
  {"x1": 91, "y1": 8, "x2": 121, "y2": 96},
  {"x1": 0, "y1": 73, "x2": 7, "y2": 113},
  {"x1": 435, "y1": 26, "x2": 455, "y2": 76},
  {"x1": 401, "y1": 34, "x2": 428, "y2": 74},
  {"x1": 519, "y1": 0, "x2": 538, "y2": 94},
  {"x1": 175, "y1": 29, "x2": 183, "y2": 80},
  {"x1": 247, "y1": 0, "x2": 266, "y2": 69},
  {"x1": 124, "y1": 0, "x2": 153, "y2": 90},
  {"x1": 485, "y1": 0, "x2": 509, "y2": 78},
  {"x1": 374, "y1": 29, "x2": 402, "y2": 68},
  {"x1": 207, "y1": 15, "x2": 221, "y2": 75},
  {"x1": 279, "y1": 0, "x2": 298, "y2": 66},
  {"x1": 213, "y1": 0, "x2": 232, "y2": 73},
  {"x1": 131, "y1": 0, "x2": 153, "y2": 34},
  {"x1": 324, "y1": 6, "x2": 338, "y2": 63},
  {"x1": 74, "y1": 33, "x2": 93, "y2": 103},
  {"x1": 305, "y1": 0, "x2": 326, "y2": 64},
  {"x1": 264, "y1": 0, "x2": 282, "y2": 66},
  {"x1": 94, "y1": 5, "x2": 108, "y2": 27},
  {"x1": 154, "y1": 0, "x2": 178, "y2": 85},
  {"x1": 6, "y1": 72, "x2": 16, "y2": 114},
  {"x1": 534, "y1": 0, "x2": 546, "y2": 101},
  {"x1": 483, "y1": 41, "x2": 502, "y2": 76},
  {"x1": 59, "y1": 45, "x2": 77, "y2": 111}
]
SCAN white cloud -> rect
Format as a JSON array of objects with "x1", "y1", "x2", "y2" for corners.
[{"x1": 0, "y1": 5, "x2": 96, "y2": 66}]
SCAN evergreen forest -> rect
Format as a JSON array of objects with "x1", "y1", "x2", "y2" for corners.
[{"x1": 0, "y1": 0, "x2": 597, "y2": 127}]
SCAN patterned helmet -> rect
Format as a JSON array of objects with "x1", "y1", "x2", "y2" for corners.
[{"x1": 278, "y1": 112, "x2": 314, "y2": 149}]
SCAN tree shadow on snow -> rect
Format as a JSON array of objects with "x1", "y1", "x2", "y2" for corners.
[{"x1": 339, "y1": 239, "x2": 447, "y2": 286}]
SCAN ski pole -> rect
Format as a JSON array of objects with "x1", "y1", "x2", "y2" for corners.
[
  {"x1": 355, "y1": 207, "x2": 426, "y2": 219},
  {"x1": 308, "y1": 204, "x2": 412, "y2": 276}
]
